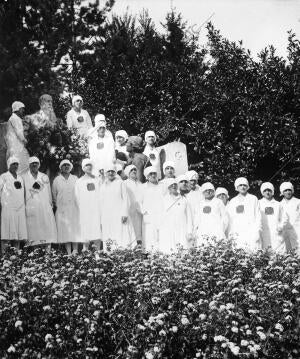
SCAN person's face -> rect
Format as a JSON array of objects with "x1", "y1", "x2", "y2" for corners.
[
  {"x1": 168, "y1": 183, "x2": 178, "y2": 196},
  {"x1": 190, "y1": 179, "x2": 197, "y2": 190},
  {"x1": 263, "y1": 189, "x2": 273, "y2": 200},
  {"x1": 61, "y1": 164, "x2": 71, "y2": 175},
  {"x1": 217, "y1": 193, "x2": 228, "y2": 205},
  {"x1": 237, "y1": 184, "x2": 248, "y2": 195},
  {"x1": 41, "y1": 97, "x2": 53, "y2": 111},
  {"x1": 146, "y1": 136, "x2": 155, "y2": 146},
  {"x1": 129, "y1": 168, "x2": 137, "y2": 180},
  {"x1": 179, "y1": 180, "x2": 189, "y2": 192},
  {"x1": 147, "y1": 172, "x2": 157, "y2": 184},
  {"x1": 107, "y1": 170, "x2": 116, "y2": 181},
  {"x1": 164, "y1": 166, "x2": 175, "y2": 178},
  {"x1": 29, "y1": 162, "x2": 40, "y2": 173},
  {"x1": 204, "y1": 189, "x2": 214, "y2": 200},
  {"x1": 97, "y1": 126, "x2": 106, "y2": 137},
  {"x1": 9, "y1": 162, "x2": 19, "y2": 174},
  {"x1": 74, "y1": 99, "x2": 82, "y2": 111},
  {"x1": 283, "y1": 189, "x2": 293, "y2": 200},
  {"x1": 116, "y1": 136, "x2": 126, "y2": 146},
  {"x1": 84, "y1": 164, "x2": 93, "y2": 175}
]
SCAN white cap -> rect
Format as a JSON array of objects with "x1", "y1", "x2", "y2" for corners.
[
  {"x1": 124, "y1": 165, "x2": 137, "y2": 178},
  {"x1": 94, "y1": 114, "x2": 106, "y2": 128},
  {"x1": 186, "y1": 170, "x2": 199, "y2": 181},
  {"x1": 165, "y1": 178, "x2": 177, "y2": 188},
  {"x1": 176, "y1": 174, "x2": 188, "y2": 184},
  {"x1": 145, "y1": 130, "x2": 156, "y2": 141},
  {"x1": 72, "y1": 95, "x2": 83, "y2": 106},
  {"x1": 215, "y1": 187, "x2": 229, "y2": 198},
  {"x1": 12, "y1": 101, "x2": 25, "y2": 113},
  {"x1": 29, "y1": 156, "x2": 40, "y2": 165},
  {"x1": 144, "y1": 166, "x2": 157, "y2": 178},
  {"x1": 163, "y1": 161, "x2": 175, "y2": 173},
  {"x1": 201, "y1": 182, "x2": 215, "y2": 193},
  {"x1": 260, "y1": 182, "x2": 274, "y2": 195},
  {"x1": 82, "y1": 158, "x2": 93, "y2": 170},
  {"x1": 59, "y1": 159, "x2": 73, "y2": 171},
  {"x1": 7, "y1": 156, "x2": 19, "y2": 168},
  {"x1": 115, "y1": 130, "x2": 128, "y2": 141},
  {"x1": 234, "y1": 177, "x2": 249, "y2": 191},
  {"x1": 105, "y1": 163, "x2": 116, "y2": 173},
  {"x1": 280, "y1": 181, "x2": 294, "y2": 195}
]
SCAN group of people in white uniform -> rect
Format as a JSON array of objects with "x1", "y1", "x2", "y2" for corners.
[{"x1": 1, "y1": 96, "x2": 300, "y2": 255}]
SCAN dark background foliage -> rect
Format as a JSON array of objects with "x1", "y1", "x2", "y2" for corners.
[{"x1": 1, "y1": 0, "x2": 300, "y2": 195}]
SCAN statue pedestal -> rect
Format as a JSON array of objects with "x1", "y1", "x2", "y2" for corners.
[{"x1": 158, "y1": 141, "x2": 188, "y2": 176}]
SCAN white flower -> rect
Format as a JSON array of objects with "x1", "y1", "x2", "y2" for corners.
[
  {"x1": 19, "y1": 297, "x2": 27, "y2": 304},
  {"x1": 145, "y1": 352, "x2": 154, "y2": 359},
  {"x1": 231, "y1": 326, "x2": 239, "y2": 333},
  {"x1": 228, "y1": 342, "x2": 240, "y2": 356},
  {"x1": 43, "y1": 305, "x2": 51, "y2": 311},
  {"x1": 181, "y1": 316, "x2": 190, "y2": 325},
  {"x1": 199, "y1": 314, "x2": 207, "y2": 320},
  {"x1": 7, "y1": 345, "x2": 16, "y2": 353},
  {"x1": 275, "y1": 323, "x2": 284, "y2": 332},
  {"x1": 171, "y1": 326, "x2": 178, "y2": 333},
  {"x1": 159, "y1": 329, "x2": 166, "y2": 336},
  {"x1": 92, "y1": 300, "x2": 100, "y2": 306},
  {"x1": 257, "y1": 331, "x2": 266, "y2": 341},
  {"x1": 241, "y1": 340, "x2": 248, "y2": 346},
  {"x1": 246, "y1": 329, "x2": 252, "y2": 335},
  {"x1": 15, "y1": 320, "x2": 22, "y2": 328},
  {"x1": 45, "y1": 334, "x2": 53, "y2": 342}
]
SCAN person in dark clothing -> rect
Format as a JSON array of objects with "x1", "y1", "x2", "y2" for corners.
[{"x1": 126, "y1": 136, "x2": 150, "y2": 183}]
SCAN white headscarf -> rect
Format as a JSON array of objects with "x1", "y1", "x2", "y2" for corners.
[
  {"x1": 115, "y1": 130, "x2": 128, "y2": 141},
  {"x1": 72, "y1": 95, "x2": 83, "y2": 106},
  {"x1": 7, "y1": 156, "x2": 19, "y2": 168},
  {"x1": 176, "y1": 174, "x2": 188, "y2": 184},
  {"x1": 144, "y1": 130, "x2": 156, "y2": 141},
  {"x1": 215, "y1": 187, "x2": 229, "y2": 198},
  {"x1": 11, "y1": 101, "x2": 25, "y2": 113},
  {"x1": 105, "y1": 163, "x2": 116, "y2": 173},
  {"x1": 280, "y1": 182, "x2": 294, "y2": 195},
  {"x1": 201, "y1": 182, "x2": 215, "y2": 193},
  {"x1": 124, "y1": 165, "x2": 137, "y2": 178},
  {"x1": 59, "y1": 159, "x2": 73, "y2": 171},
  {"x1": 81, "y1": 158, "x2": 93, "y2": 170},
  {"x1": 29, "y1": 156, "x2": 40, "y2": 165},
  {"x1": 94, "y1": 114, "x2": 106, "y2": 129},
  {"x1": 144, "y1": 166, "x2": 157, "y2": 178},
  {"x1": 186, "y1": 170, "x2": 199, "y2": 181},
  {"x1": 260, "y1": 182, "x2": 274, "y2": 195},
  {"x1": 234, "y1": 177, "x2": 249, "y2": 191},
  {"x1": 163, "y1": 161, "x2": 175, "y2": 174}
]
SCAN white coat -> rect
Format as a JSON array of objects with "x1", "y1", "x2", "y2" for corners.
[
  {"x1": 124, "y1": 179, "x2": 143, "y2": 242},
  {"x1": 23, "y1": 171, "x2": 57, "y2": 245},
  {"x1": 186, "y1": 185, "x2": 203, "y2": 226},
  {"x1": 140, "y1": 182, "x2": 163, "y2": 251},
  {"x1": 280, "y1": 197, "x2": 300, "y2": 253},
  {"x1": 0, "y1": 171, "x2": 27, "y2": 240},
  {"x1": 66, "y1": 108, "x2": 93, "y2": 137},
  {"x1": 6, "y1": 113, "x2": 29, "y2": 175},
  {"x1": 194, "y1": 197, "x2": 226, "y2": 243},
  {"x1": 259, "y1": 198, "x2": 288, "y2": 253},
  {"x1": 143, "y1": 145, "x2": 161, "y2": 179},
  {"x1": 227, "y1": 193, "x2": 261, "y2": 251},
  {"x1": 159, "y1": 194, "x2": 193, "y2": 253},
  {"x1": 74, "y1": 174, "x2": 101, "y2": 242},
  {"x1": 99, "y1": 178, "x2": 134, "y2": 251},
  {"x1": 52, "y1": 174, "x2": 80, "y2": 243},
  {"x1": 88, "y1": 134, "x2": 115, "y2": 176}
]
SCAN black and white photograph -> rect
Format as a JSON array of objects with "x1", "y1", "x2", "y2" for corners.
[{"x1": 0, "y1": 0, "x2": 300, "y2": 357}]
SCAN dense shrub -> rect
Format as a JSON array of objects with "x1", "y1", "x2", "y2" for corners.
[{"x1": 0, "y1": 242, "x2": 300, "y2": 358}]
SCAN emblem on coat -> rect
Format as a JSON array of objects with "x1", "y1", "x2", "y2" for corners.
[
  {"x1": 97, "y1": 142, "x2": 104, "y2": 149},
  {"x1": 87, "y1": 183, "x2": 95, "y2": 191},
  {"x1": 14, "y1": 181, "x2": 22, "y2": 189},
  {"x1": 236, "y1": 205, "x2": 244, "y2": 213},
  {"x1": 32, "y1": 182, "x2": 41, "y2": 190},
  {"x1": 265, "y1": 207, "x2": 274, "y2": 215},
  {"x1": 203, "y1": 206, "x2": 212, "y2": 214},
  {"x1": 77, "y1": 116, "x2": 84, "y2": 123}
]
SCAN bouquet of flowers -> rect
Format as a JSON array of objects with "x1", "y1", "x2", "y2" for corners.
[{"x1": 25, "y1": 119, "x2": 88, "y2": 173}]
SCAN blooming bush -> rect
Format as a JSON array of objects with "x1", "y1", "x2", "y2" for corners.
[
  {"x1": 0, "y1": 241, "x2": 300, "y2": 358},
  {"x1": 25, "y1": 120, "x2": 88, "y2": 172}
]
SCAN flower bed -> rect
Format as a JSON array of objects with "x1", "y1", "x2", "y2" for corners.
[{"x1": 0, "y1": 242, "x2": 300, "y2": 358}]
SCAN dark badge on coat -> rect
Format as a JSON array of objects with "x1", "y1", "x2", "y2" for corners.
[
  {"x1": 236, "y1": 205, "x2": 244, "y2": 214},
  {"x1": 203, "y1": 206, "x2": 212, "y2": 214},
  {"x1": 14, "y1": 181, "x2": 22, "y2": 189},
  {"x1": 87, "y1": 183, "x2": 95, "y2": 191},
  {"x1": 265, "y1": 207, "x2": 274, "y2": 215}
]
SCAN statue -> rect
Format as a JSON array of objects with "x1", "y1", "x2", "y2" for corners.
[{"x1": 27, "y1": 94, "x2": 57, "y2": 129}]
